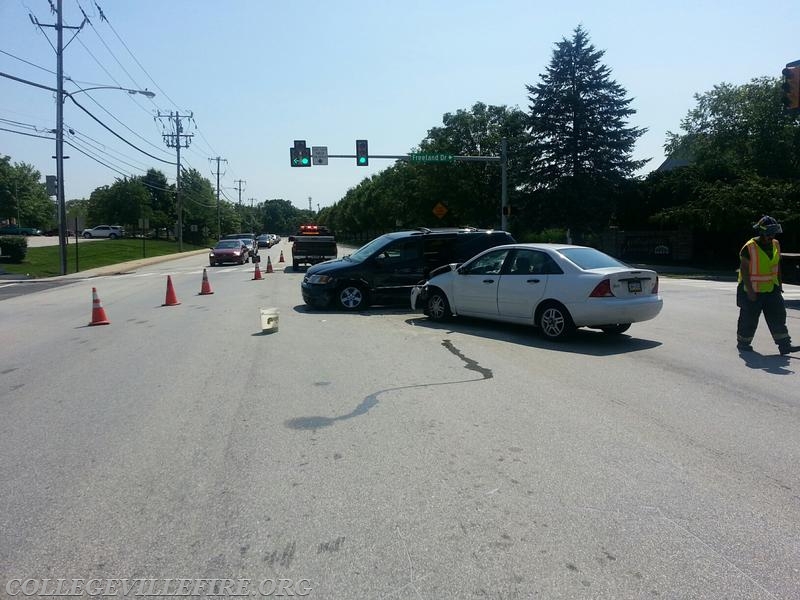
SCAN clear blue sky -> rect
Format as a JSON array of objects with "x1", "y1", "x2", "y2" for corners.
[{"x1": 1, "y1": 0, "x2": 796, "y2": 213}]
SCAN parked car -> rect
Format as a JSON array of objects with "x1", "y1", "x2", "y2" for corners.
[
  {"x1": 82, "y1": 225, "x2": 125, "y2": 239},
  {"x1": 209, "y1": 239, "x2": 249, "y2": 266},
  {"x1": 410, "y1": 243, "x2": 663, "y2": 340},
  {"x1": 301, "y1": 227, "x2": 515, "y2": 310},
  {"x1": 43, "y1": 228, "x2": 75, "y2": 236},
  {"x1": 239, "y1": 238, "x2": 258, "y2": 258},
  {"x1": 0, "y1": 225, "x2": 42, "y2": 236}
]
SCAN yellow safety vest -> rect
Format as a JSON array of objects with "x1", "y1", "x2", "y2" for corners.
[{"x1": 738, "y1": 237, "x2": 780, "y2": 292}]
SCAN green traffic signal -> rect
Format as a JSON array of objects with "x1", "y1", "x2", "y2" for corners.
[
  {"x1": 290, "y1": 140, "x2": 311, "y2": 167},
  {"x1": 356, "y1": 139, "x2": 369, "y2": 166}
]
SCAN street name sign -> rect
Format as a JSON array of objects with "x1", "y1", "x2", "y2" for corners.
[{"x1": 410, "y1": 153, "x2": 454, "y2": 164}]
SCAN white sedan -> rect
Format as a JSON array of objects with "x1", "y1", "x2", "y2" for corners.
[{"x1": 410, "y1": 243, "x2": 663, "y2": 340}]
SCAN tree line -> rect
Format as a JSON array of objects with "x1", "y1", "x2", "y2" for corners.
[{"x1": 3, "y1": 26, "x2": 799, "y2": 262}]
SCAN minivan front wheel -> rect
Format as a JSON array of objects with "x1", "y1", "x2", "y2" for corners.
[{"x1": 337, "y1": 284, "x2": 366, "y2": 310}]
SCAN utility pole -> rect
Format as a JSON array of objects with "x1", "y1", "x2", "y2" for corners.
[
  {"x1": 157, "y1": 110, "x2": 193, "y2": 251},
  {"x1": 32, "y1": 0, "x2": 85, "y2": 275},
  {"x1": 210, "y1": 156, "x2": 227, "y2": 239},
  {"x1": 234, "y1": 179, "x2": 246, "y2": 207}
]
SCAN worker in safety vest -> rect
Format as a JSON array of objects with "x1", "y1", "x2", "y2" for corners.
[{"x1": 736, "y1": 215, "x2": 799, "y2": 354}]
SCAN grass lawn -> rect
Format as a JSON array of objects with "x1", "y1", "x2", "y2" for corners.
[{"x1": 0, "y1": 239, "x2": 205, "y2": 278}]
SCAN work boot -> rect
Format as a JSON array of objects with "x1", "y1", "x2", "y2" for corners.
[
  {"x1": 779, "y1": 344, "x2": 800, "y2": 355},
  {"x1": 737, "y1": 342, "x2": 754, "y2": 352}
]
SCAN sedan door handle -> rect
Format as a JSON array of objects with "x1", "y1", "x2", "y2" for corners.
[
  {"x1": 482, "y1": 279, "x2": 495, "y2": 284},
  {"x1": 526, "y1": 279, "x2": 541, "y2": 283}
]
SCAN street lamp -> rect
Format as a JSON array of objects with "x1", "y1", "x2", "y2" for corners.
[
  {"x1": 55, "y1": 85, "x2": 155, "y2": 275},
  {"x1": 0, "y1": 70, "x2": 155, "y2": 275}
]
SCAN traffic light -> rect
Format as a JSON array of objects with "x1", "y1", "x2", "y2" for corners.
[
  {"x1": 290, "y1": 140, "x2": 311, "y2": 167},
  {"x1": 45, "y1": 175, "x2": 58, "y2": 196},
  {"x1": 356, "y1": 139, "x2": 368, "y2": 166},
  {"x1": 782, "y1": 67, "x2": 800, "y2": 110}
]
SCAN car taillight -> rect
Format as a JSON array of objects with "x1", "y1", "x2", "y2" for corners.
[
  {"x1": 589, "y1": 279, "x2": 614, "y2": 297},
  {"x1": 652, "y1": 275, "x2": 659, "y2": 294}
]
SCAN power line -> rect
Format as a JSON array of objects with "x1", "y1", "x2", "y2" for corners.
[
  {"x1": 94, "y1": 0, "x2": 181, "y2": 109},
  {"x1": 74, "y1": 36, "x2": 152, "y2": 118},
  {"x1": 69, "y1": 94, "x2": 175, "y2": 164},
  {"x1": 65, "y1": 138, "x2": 130, "y2": 178},
  {"x1": 0, "y1": 48, "x2": 55, "y2": 75},
  {"x1": 67, "y1": 125, "x2": 153, "y2": 171},
  {"x1": 63, "y1": 83, "x2": 173, "y2": 157},
  {"x1": 0, "y1": 125, "x2": 53, "y2": 140}
]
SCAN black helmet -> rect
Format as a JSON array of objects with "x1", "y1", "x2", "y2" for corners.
[{"x1": 753, "y1": 215, "x2": 783, "y2": 236}]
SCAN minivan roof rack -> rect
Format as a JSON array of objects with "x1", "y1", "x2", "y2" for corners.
[{"x1": 415, "y1": 227, "x2": 432, "y2": 233}]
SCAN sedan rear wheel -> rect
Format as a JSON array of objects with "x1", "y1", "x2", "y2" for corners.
[
  {"x1": 537, "y1": 303, "x2": 575, "y2": 341},
  {"x1": 426, "y1": 290, "x2": 452, "y2": 321},
  {"x1": 599, "y1": 324, "x2": 631, "y2": 335},
  {"x1": 337, "y1": 284, "x2": 366, "y2": 310}
]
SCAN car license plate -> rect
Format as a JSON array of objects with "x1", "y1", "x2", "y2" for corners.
[{"x1": 628, "y1": 280, "x2": 642, "y2": 293}]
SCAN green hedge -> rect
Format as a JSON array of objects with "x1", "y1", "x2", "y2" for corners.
[{"x1": 0, "y1": 236, "x2": 28, "y2": 263}]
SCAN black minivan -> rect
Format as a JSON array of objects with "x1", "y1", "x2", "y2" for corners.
[{"x1": 300, "y1": 227, "x2": 515, "y2": 310}]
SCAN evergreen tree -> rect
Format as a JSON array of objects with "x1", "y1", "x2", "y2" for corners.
[{"x1": 526, "y1": 26, "x2": 646, "y2": 232}]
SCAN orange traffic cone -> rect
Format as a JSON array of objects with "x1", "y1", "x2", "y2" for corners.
[
  {"x1": 162, "y1": 275, "x2": 181, "y2": 306},
  {"x1": 88, "y1": 287, "x2": 110, "y2": 326},
  {"x1": 278, "y1": 250, "x2": 285, "y2": 263},
  {"x1": 252, "y1": 261, "x2": 263, "y2": 280},
  {"x1": 265, "y1": 256, "x2": 274, "y2": 273},
  {"x1": 199, "y1": 268, "x2": 214, "y2": 295}
]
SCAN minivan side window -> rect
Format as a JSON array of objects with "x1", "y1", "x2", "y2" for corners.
[
  {"x1": 379, "y1": 239, "x2": 420, "y2": 262},
  {"x1": 423, "y1": 238, "x2": 454, "y2": 266}
]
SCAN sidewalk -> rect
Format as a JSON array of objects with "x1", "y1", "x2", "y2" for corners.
[{"x1": 0, "y1": 249, "x2": 209, "y2": 282}]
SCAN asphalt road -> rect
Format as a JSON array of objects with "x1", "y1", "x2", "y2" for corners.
[{"x1": 1, "y1": 244, "x2": 799, "y2": 599}]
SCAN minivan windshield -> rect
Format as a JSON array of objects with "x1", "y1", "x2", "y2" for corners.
[{"x1": 346, "y1": 234, "x2": 393, "y2": 262}]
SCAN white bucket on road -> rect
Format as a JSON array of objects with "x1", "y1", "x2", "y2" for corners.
[{"x1": 260, "y1": 307, "x2": 279, "y2": 333}]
